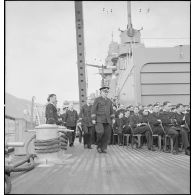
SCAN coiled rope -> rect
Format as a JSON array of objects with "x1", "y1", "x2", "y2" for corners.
[
  {"x1": 59, "y1": 131, "x2": 68, "y2": 150},
  {"x1": 34, "y1": 137, "x2": 60, "y2": 153},
  {"x1": 5, "y1": 134, "x2": 36, "y2": 194},
  {"x1": 5, "y1": 155, "x2": 35, "y2": 194}
]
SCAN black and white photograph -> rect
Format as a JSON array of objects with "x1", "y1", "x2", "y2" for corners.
[{"x1": 4, "y1": 1, "x2": 191, "y2": 194}]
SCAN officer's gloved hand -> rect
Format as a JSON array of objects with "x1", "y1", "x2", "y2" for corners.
[{"x1": 92, "y1": 120, "x2": 96, "y2": 124}]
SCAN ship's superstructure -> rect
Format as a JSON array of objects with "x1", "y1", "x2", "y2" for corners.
[
  {"x1": 5, "y1": 2, "x2": 190, "y2": 194},
  {"x1": 102, "y1": 1, "x2": 190, "y2": 106}
]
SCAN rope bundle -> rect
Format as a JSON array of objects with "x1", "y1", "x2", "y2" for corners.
[
  {"x1": 34, "y1": 138, "x2": 60, "y2": 153},
  {"x1": 59, "y1": 132, "x2": 68, "y2": 150},
  {"x1": 5, "y1": 154, "x2": 36, "y2": 194}
]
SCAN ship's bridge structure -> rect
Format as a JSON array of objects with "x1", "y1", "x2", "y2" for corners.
[
  {"x1": 103, "y1": 4, "x2": 190, "y2": 106},
  {"x1": 5, "y1": 2, "x2": 190, "y2": 195}
]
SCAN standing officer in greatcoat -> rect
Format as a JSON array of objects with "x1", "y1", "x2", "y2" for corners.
[
  {"x1": 79, "y1": 97, "x2": 94, "y2": 149},
  {"x1": 45, "y1": 94, "x2": 59, "y2": 124},
  {"x1": 45, "y1": 94, "x2": 68, "y2": 150},
  {"x1": 91, "y1": 86, "x2": 115, "y2": 153}
]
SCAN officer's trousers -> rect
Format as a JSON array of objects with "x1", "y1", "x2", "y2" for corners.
[
  {"x1": 152, "y1": 126, "x2": 164, "y2": 136},
  {"x1": 78, "y1": 125, "x2": 83, "y2": 143},
  {"x1": 83, "y1": 126, "x2": 94, "y2": 147},
  {"x1": 166, "y1": 127, "x2": 179, "y2": 150},
  {"x1": 117, "y1": 133, "x2": 123, "y2": 145},
  {"x1": 67, "y1": 126, "x2": 76, "y2": 145},
  {"x1": 174, "y1": 127, "x2": 190, "y2": 150},
  {"x1": 91, "y1": 126, "x2": 96, "y2": 144},
  {"x1": 180, "y1": 128, "x2": 190, "y2": 149},
  {"x1": 96, "y1": 123, "x2": 111, "y2": 151},
  {"x1": 133, "y1": 126, "x2": 152, "y2": 149},
  {"x1": 123, "y1": 126, "x2": 131, "y2": 134}
]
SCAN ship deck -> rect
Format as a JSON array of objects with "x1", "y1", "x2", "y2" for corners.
[{"x1": 10, "y1": 138, "x2": 190, "y2": 194}]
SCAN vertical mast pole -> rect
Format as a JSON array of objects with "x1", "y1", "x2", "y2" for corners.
[
  {"x1": 127, "y1": 1, "x2": 132, "y2": 28},
  {"x1": 75, "y1": 1, "x2": 87, "y2": 108}
]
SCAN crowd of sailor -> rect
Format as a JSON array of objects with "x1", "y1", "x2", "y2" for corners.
[
  {"x1": 45, "y1": 94, "x2": 190, "y2": 156},
  {"x1": 109, "y1": 101, "x2": 190, "y2": 155}
]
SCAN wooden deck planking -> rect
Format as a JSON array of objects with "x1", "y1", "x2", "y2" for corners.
[{"x1": 10, "y1": 138, "x2": 190, "y2": 194}]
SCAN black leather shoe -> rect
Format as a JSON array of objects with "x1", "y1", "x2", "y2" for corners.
[
  {"x1": 164, "y1": 149, "x2": 171, "y2": 153},
  {"x1": 172, "y1": 150, "x2": 179, "y2": 155},
  {"x1": 149, "y1": 147, "x2": 156, "y2": 151},
  {"x1": 185, "y1": 149, "x2": 190, "y2": 156},
  {"x1": 88, "y1": 146, "x2": 93, "y2": 149},
  {"x1": 101, "y1": 150, "x2": 107, "y2": 153}
]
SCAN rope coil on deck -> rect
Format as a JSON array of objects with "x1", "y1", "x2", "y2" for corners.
[
  {"x1": 34, "y1": 138, "x2": 60, "y2": 146},
  {"x1": 5, "y1": 135, "x2": 37, "y2": 194},
  {"x1": 34, "y1": 138, "x2": 60, "y2": 153},
  {"x1": 59, "y1": 131, "x2": 68, "y2": 150}
]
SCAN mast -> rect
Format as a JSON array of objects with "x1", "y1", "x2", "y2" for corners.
[
  {"x1": 127, "y1": 1, "x2": 134, "y2": 37},
  {"x1": 127, "y1": 1, "x2": 132, "y2": 29},
  {"x1": 75, "y1": 1, "x2": 87, "y2": 108}
]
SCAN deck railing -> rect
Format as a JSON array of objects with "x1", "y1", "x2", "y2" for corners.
[{"x1": 5, "y1": 115, "x2": 36, "y2": 155}]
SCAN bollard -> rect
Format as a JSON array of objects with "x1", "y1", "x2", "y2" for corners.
[
  {"x1": 5, "y1": 142, "x2": 25, "y2": 166},
  {"x1": 6, "y1": 142, "x2": 25, "y2": 147},
  {"x1": 34, "y1": 124, "x2": 74, "y2": 167}
]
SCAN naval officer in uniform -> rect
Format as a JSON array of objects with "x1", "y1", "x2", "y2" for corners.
[
  {"x1": 91, "y1": 86, "x2": 115, "y2": 153},
  {"x1": 45, "y1": 94, "x2": 59, "y2": 124},
  {"x1": 78, "y1": 97, "x2": 94, "y2": 149}
]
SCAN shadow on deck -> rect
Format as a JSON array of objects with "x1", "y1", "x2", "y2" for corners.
[{"x1": 10, "y1": 137, "x2": 190, "y2": 194}]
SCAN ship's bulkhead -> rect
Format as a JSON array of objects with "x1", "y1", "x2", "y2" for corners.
[
  {"x1": 117, "y1": 45, "x2": 190, "y2": 106},
  {"x1": 140, "y1": 62, "x2": 190, "y2": 105}
]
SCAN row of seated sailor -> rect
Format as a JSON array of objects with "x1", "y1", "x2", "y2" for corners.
[{"x1": 111, "y1": 101, "x2": 190, "y2": 156}]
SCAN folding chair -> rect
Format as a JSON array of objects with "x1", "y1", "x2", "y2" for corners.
[
  {"x1": 112, "y1": 133, "x2": 119, "y2": 145},
  {"x1": 122, "y1": 134, "x2": 131, "y2": 147},
  {"x1": 160, "y1": 123, "x2": 173, "y2": 153},
  {"x1": 147, "y1": 122, "x2": 162, "y2": 150},
  {"x1": 129, "y1": 125, "x2": 142, "y2": 149}
]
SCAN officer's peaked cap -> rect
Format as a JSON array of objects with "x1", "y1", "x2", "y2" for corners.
[{"x1": 99, "y1": 86, "x2": 109, "y2": 91}]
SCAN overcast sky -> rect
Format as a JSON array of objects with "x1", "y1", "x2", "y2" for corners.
[{"x1": 5, "y1": 1, "x2": 190, "y2": 107}]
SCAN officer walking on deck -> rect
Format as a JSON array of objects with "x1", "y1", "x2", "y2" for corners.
[
  {"x1": 64, "y1": 102, "x2": 79, "y2": 147},
  {"x1": 79, "y1": 97, "x2": 94, "y2": 149},
  {"x1": 91, "y1": 86, "x2": 115, "y2": 153}
]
